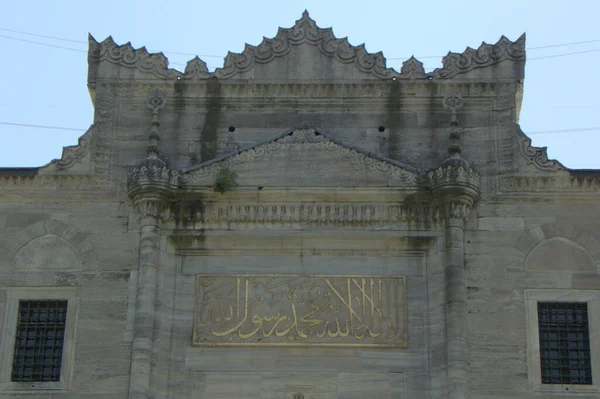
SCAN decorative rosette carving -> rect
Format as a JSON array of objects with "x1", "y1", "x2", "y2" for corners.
[
  {"x1": 428, "y1": 165, "x2": 480, "y2": 219},
  {"x1": 429, "y1": 34, "x2": 526, "y2": 79}
]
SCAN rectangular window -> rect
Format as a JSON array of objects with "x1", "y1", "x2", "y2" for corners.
[
  {"x1": 11, "y1": 300, "x2": 68, "y2": 382},
  {"x1": 538, "y1": 302, "x2": 592, "y2": 385}
]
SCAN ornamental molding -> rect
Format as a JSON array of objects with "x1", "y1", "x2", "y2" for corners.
[
  {"x1": 168, "y1": 201, "x2": 440, "y2": 228},
  {"x1": 88, "y1": 14, "x2": 524, "y2": 82},
  {"x1": 430, "y1": 34, "x2": 526, "y2": 79},
  {"x1": 0, "y1": 175, "x2": 96, "y2": 191},
  {"x1": 517, "y1": 126, "x2": 566, "y2": 172},
  {"x1": 179, "y1": 128, "x2": 423, "y2": 186},
  {"x1": 496, "y1": 175, "x2": 600, "y2": 194}
]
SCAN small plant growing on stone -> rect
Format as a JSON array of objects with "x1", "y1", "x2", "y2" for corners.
[{"x1": 213, "y1": 167, "x2": 238, "y2": 194}]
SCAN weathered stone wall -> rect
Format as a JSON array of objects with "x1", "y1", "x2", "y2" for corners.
[{"x1": 1, "y1": 11, "x2": 598, "y2": 399}]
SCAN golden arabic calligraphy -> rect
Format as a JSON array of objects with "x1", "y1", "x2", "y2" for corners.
[{"x1": 193, "y1": 275, "x2": 406, "y2": 347}]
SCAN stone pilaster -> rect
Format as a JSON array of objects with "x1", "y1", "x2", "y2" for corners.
[
  {"x1": 126, "y1": 89, "x2": 177, "y2": 399},
  {"x1": 429, "y1": 92, "x2": 481, "y2": 399},
  {"x1": 430, "y1": 164, "x2": 479, "y2": 399}
]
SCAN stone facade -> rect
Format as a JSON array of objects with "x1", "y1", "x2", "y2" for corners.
[{"x1": 0, "y1": 11, "x2": 599, "y2": 399}]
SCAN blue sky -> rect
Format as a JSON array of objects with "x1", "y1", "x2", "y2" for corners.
[{"x1": 1, "y1": 0, "x2": 599, "y2": 168}]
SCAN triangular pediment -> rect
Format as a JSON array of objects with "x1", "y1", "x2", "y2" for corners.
[{"x1": 179, "y1": 129, "x2": 423, "y2": 188}]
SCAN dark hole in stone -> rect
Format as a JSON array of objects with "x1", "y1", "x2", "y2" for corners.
[
  {"x1": 378, "y1": 126, "x2": 385, "y2": 132},
  {"x1": 228, "y1": 126, "x2": 235, "y2": 132}
]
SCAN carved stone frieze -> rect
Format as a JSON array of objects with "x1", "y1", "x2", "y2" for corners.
[
  {"x1": 180, "y1": 129, "x2": 422, "y2": 186},
  {"x1": 429, "y1": 34, "x2": 526, "y2": 79},
  {"x1": 496, "y1": 175, "x2": 600, "y2": 194},
  {"x1": 0, "y1": 175, "x2": 96, "y2": 191},
  {"x1": 517, "y1": 127, "x2": 566, "y2": 171},
  {"x1": 169, "y1": 200, "x2": 438, "y2": 228}
]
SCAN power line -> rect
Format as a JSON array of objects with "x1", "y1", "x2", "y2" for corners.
[
  {"x1": 528, "y1": 38, "x2": 600, "y2": 50},
  {"x1": 0, "y1": 27, "x2": 86, "y2": 44},
  {"x1": 527, "y1": 127, "x2": 600, "y2": 135},
  {"x1": 1, "y1": 121, "x2": 599, "y2": 136},
  {"x1": 2, "y1": 26, "x2": 600, "y2": 61},
  {"x1": 0, "y1": 122, "x2": 86, "y2": 131},
  {"x1": 0, "y1": 34, "x2": 86, "y2": 53},
  {"x1": 528, "y1": 48, "x2": 600, "y2": 60}
]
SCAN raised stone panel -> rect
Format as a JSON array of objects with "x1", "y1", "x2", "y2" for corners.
[{"x1": 193, "y1": 274, "x2": 406, "y2": 347}]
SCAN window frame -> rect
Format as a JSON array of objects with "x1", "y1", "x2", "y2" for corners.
[
  {"x1": 0, "y1": 288, "x2": 78, "y2": 392},
  {"x1": 525, "y1": 289, "x2": 600, "y2": 394}
]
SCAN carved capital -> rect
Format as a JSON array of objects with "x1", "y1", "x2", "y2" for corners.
[
  {"x1": 127, "y1": 164, "x2": 178, "y2": 221},
  {"x1": 428, "y1": 165, "x2": 480, "y2": 219}
]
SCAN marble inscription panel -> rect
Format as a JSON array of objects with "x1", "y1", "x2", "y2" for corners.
[{"x1": 193, "y1": 274, "x2": 407, "y2": 347}]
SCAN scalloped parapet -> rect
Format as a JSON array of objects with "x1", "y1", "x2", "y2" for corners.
[
  {"x1": 214, "y1": 10, "x2": 399, "y2": 80},
  {"x1": 517, "y1": 126, "x2": 566, "y2": 172},
  {"x1": 429, "y1": 34, "x2": 526, "y2": 79},
  {"x1": 88, "y1": 34, "x2": 183, "y2": 82},
  {"x1": 87, "y1": 13, "x2": 525, "y2": 82},
  {"x1": 38, "y1": 125, "x2": 93, "y2": 173}
]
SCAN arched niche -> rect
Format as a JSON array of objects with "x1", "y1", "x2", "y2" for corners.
[
  {"x1": 525, "y1": 236, "x2": 594, "y2": 271},
  {"x1": 13, "y1": 234, "x2": 82, "y2": 270}
]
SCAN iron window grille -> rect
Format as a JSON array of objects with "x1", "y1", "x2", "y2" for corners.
[
  {"x1": 538, "y1": 302, "x2": 592, "y2": 385},
  {"x1": 11, "y1": 300, "x2": 68, "y2": 382}
]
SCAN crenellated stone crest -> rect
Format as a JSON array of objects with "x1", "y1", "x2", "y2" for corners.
[
  {"x1": 88, "y1": 14, "x2": 525, "y2": 83},
  {"x1": 430, "y1": 34, "x2": 526, "y2": 79},
  {"x1": 215, "y1": 10, "x2": 397, "y2": 80}
]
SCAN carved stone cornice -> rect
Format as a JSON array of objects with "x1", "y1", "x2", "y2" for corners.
[
  {"x1": 428, "y1": 165, "x2": 481, "y2": 219},
  {"x1": 429, "y1": 34, "x2": 526, "y2": 79},
  {"x1": 518, "y1": 126, "x2": 566, "y2": 171}
]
